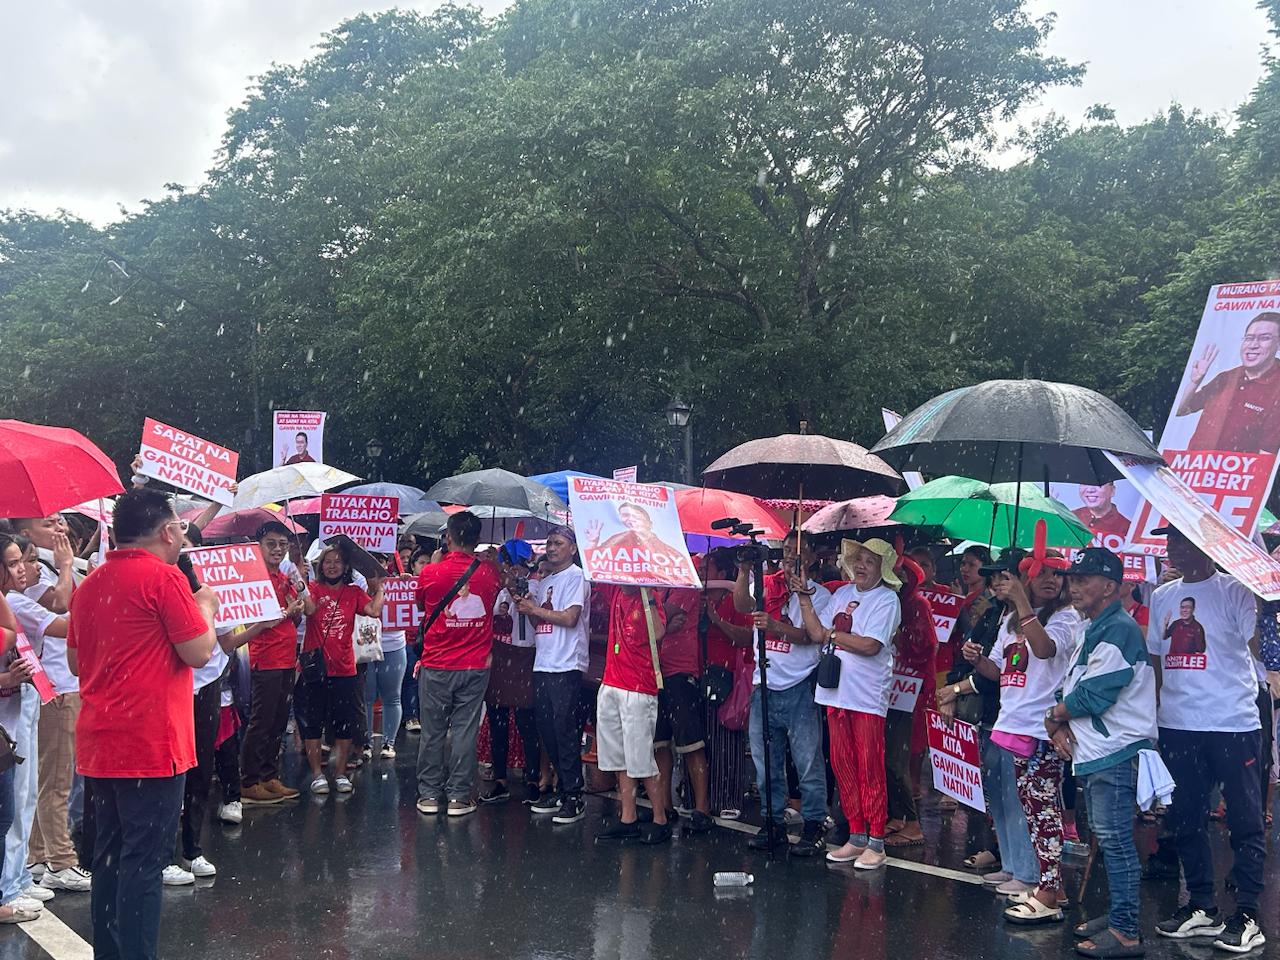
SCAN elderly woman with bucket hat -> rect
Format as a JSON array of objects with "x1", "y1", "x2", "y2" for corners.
[{"x1": 793, "y1": 538, "x2": 902, "y2": 870}]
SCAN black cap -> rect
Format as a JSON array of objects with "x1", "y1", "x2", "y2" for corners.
[
  {"x1": 1057, "y1": 546, "x2": 1124, "y2": 583},
  {"x1": 979, "y1": 548, "x2": 1028, "y2": 578}
]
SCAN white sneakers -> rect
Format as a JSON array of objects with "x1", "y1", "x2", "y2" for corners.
[
  {"x1": 161, "y1": 865, "x2": 195, "y2": 886},
  {"x1": 335, "y1": 776, "x2": 354, "y2": 794},
  {"x1": 218, "y1": 801, "x2": 243, "y2": 824},
  {"x1": 22, "y1": 884, "x2": 54, "y2": 902},
  {"x1": 189, "y1": 857, "x2": 216, "y2": 878},
  {"x1": 311, "y1": 775, "x2": 330, "y2": 795},
  {"x1": 40, "y1": 865, "x2": 91, "y2": 892}
]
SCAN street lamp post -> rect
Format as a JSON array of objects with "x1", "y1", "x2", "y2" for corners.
[
  {"x1": 365, "y1": 437, "x2": 384, "y2": 482},
  {"x1": 665, "y1": 399, "x2": 693, "y2": 485}
]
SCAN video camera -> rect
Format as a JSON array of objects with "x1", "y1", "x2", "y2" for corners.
[{"x1": 711, "y1": 517, "x2": 783, "y2": 565}]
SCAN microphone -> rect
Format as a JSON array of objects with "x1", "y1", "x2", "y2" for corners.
[{"x1": 710, "y1": 517, "x2": 741, "y2": 531}]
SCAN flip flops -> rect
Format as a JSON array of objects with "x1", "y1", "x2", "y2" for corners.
[
  {"x1": 1004, "y1": 896, "x2": 1065, "y2": 926},
  {"x1": 1076, "y1": 928, "x2": 1145, "y2": 958},
  {"x1": 884, "y1": 832, "x2": 925, "y2": 848},
  {"x1": 1075, "y1": 917, "x2": 1111, "y2": 940}
]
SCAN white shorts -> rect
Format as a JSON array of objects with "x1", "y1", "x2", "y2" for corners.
[{"x1": 595, "y1": 684, "x2": 659, "y2": 779}]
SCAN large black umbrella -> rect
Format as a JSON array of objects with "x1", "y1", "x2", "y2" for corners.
[
  {"x1": 870, "y1": 379, "x2": 1162, "y2": 485},
  {"x1": 702, "y1": 431, "x2": 904, "y2": 501},
  {"x1": 424, "y1": 468, "x2": 567, "y2": 519}
]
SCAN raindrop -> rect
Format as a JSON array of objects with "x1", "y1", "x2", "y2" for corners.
[
  {"x1": 80, "y1": 280, "x2": 91, "y2": 293},
  {"x1": 176, "y1": 300, "x2": 186, "y2": 312},
  {"x1": 109, "y1": 295, "x2": 123, "y2": 306}
]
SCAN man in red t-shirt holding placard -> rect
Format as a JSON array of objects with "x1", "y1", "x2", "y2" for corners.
[
  {"x1": 68, "y1": 489, "x2": 219, "y2": 960},
  {"x1": 414, "y1": 511, "x2": 501, "y2": 818}
]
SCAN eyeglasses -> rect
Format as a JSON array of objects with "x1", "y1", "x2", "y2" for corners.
[
  {"x1": 167, "y1": 519, "x2": 190, "y2": 535},
  {"x1": 1243, "y1": 333, "x2": 1278, "y2": 345},
  {"x1": 260, "y1": 539, "x2": 290, "y2": 550}
]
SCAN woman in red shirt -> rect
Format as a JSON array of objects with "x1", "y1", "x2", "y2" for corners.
[{"x1": 296, "y1": 544, "x2": 383, "y2": 796}]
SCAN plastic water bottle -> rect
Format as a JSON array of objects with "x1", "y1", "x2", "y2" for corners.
[{"x1": 713, "y1": 872, "x2": 754, "y2": 887}]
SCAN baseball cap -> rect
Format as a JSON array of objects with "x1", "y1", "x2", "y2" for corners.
[
  {"x1": 1056, "y1": 546, "x2": 1124, "y2": 583},
  {"x1": 979, "y1": 548, "x2": 1028, "y2": 578}
]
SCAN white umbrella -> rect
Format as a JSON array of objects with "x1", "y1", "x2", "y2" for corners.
[{"x1": 233, "y1": 462, "x2": 360, "y2": 510}]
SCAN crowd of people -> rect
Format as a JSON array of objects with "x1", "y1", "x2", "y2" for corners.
[{"x1": 0, "y1": 487, "x2": 1273, "y2": 960}]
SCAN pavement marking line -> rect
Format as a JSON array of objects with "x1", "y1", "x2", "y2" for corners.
[
  {"x1": 18, "y1": 908, "x2": 94, "y2": 960},
  {"x1": 594, "y1": 789, "x2": 986, "y2": 884}
]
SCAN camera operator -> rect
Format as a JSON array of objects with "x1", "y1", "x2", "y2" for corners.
[{"x1": 733, "y1": 531, "x2": 832, "y2": 855}]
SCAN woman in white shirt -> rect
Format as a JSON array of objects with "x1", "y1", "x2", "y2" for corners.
[
  {"x1": 964, "y1": 544, "x2": 1077, "y2": 925},
  {"x1": 794, "y1": 538, "x2": 902, "y2": 871}
]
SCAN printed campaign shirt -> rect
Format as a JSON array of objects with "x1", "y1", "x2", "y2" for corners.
[
  {"x1": 990, "y1": 606, "x2": 1081, "y2": 739},
  {"x1": 753, "y1": 580, "x2": 831, "y2": 691},
  {"x1": 492, "y1": 589, "x2": 535, "y2": 649},
  {"x1": 1149, "y1": 573, "x2": 1259, "y2": 732},
  {"x1": 814, "y1": 583, "x2": 901, "y2": 716},
  {"x1": 531, "y1": 565, "x2": 590, "y2": 673}
]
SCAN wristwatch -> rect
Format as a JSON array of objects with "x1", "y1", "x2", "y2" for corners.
[
  {"x1": 952, "y1": 684, "x2": 961, "y2": 696},
  {"x1": 1044, "y1": 706, "x2": 1059, "y2": 724}
]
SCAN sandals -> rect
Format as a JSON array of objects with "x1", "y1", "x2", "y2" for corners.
[
  {"x1": 964, "y1": 850, "x2": 1000, "y2": 871},
  {"x1": 1074, "y1": 917, "x2": 1111, "y2": 941},
  {"x1": 1004, "y1": 896, "x2": 1065, "y2": 926},
  {"x1": 884, "y1": 832, "x2": 925, "y2": 848},
  {"x1": 1076, "y1": 928, "x2": 1145, "y2": 958}
]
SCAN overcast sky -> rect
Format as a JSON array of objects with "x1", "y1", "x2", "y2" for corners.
[{"x1": 1, "y1": 0, "x2": 1272, "y2": 226}]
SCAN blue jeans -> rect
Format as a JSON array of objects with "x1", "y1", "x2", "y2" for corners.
[
  {"x1": 365, "y1": 647, "x2": 407, "y2": 747},
  {"x1": 748, "y1": 682, "x2": 826, "y2": 824},
  {"x1": 981, "y1": 734, "x2": 1037, "y2": 884},
  {"x1": 401, "y1": 644, "x2": 420, "y2": 721},
  {"x1": 1083, "y1": 756, "x2": 1141, "y2": 939},
  {"x1": 2, "y1": 687, "x2": 39, "y2": 903},
  {"x1": 0, "y1": 766, "x2": 15, "y2": 886}
]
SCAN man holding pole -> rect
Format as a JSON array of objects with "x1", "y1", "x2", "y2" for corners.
[{"x1": 593, "y1": 584, "x2": 669, "y2": 845}]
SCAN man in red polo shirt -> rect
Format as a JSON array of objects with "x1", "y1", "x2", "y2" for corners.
[
  {"x1": 239, "y1": 521, "x2": 313, "y2": 805},
  {"x1": 414, "y1": 511, "x2": 501, "y2": 818},
  {"x1": 1177, "y1": 313, "x2": 1280, "y2": 453},
  {"x1": 67, "y1": 489, "x2": 217, "y2": 960}
]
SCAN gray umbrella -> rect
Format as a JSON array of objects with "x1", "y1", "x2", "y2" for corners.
[
  {"x1": 870, "y1": 379, "x2": 1162, "y2": 485},
  {"x1": 424, "y1": 468, "x2": 568, "y2": 520}
]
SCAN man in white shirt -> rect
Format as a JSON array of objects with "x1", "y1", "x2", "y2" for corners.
[
  {"x1": 732, "y1": 532, "x2": 832, "y2": 855},
  {"x1": 516, "y1": 527, "x2": 590, "y2": 825},
  {"x1": 1149, "y1": 525, "x2": 1265, "y2": 953}
]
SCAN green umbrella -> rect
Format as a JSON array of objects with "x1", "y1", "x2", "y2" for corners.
[{"x1": 889, "y1": 476, "x2": 1092, "y2": 549}]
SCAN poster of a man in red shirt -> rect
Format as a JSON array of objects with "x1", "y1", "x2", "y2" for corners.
[
  {"x1": 1176, "y1": 312, "x2": 1280, "y2": 454},
  {"x1": 1071, "y1": 483, "x2": 1132, "y2": 542},
  {"x1": 1165, "y1": 597, "x2": 1207, "y2": 656}
]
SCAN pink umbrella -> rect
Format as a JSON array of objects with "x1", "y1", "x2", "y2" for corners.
[
  {"x1": 184, "y1": 506, "x2": 306, "y2": 540},
  {"x1": 287, "y1": 496, "x2": 323, "y2": 515},
  {"x1": 802, "y1": 495, "x2": 899, "y2": 533}
]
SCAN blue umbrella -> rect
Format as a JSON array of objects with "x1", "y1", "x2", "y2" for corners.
[
  {"x1": 342, "y1": 482, "x2": 439, "y2": 517},
  {"x1": 526, "y1": 470, "x2": 605, "y2": 504}
]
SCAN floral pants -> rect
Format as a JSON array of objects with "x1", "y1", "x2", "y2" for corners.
[{"x1": 1013, "y1": 741, "x2": 1063, "y2": 890}]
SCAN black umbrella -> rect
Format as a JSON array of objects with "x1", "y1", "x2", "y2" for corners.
[
  {"x1": 702, "y1": 431, "x2": 904, "y2": 501},
  {"x1": 424, "y1": 468, "x2": 568, "y2": 520},
  {"x1": 870, "y1": 379, "x2": 1162, "y2": 486}
]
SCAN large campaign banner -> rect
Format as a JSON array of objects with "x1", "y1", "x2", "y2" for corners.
[
  {"x1": 568, "y1": 477, "x2": 700, "y2": 588},
  {"x1": 1108, "y1": 453, "x2": 1280, "y2": 600},
  {"x1": 926, "y1": 710, "x2": 985, "y2": 812},
  {"x1": 1131, "y1": 282, "x2": 1280, "y2": 549},
  {"x1": 138, "y1": 418, "x2": 238, "y2": 506},
  {"x1": 318, "y1": 494, "x2": 398, "y2": 554},
  {"x1": 1047, "y1": 480, "x2": 1156, "y2": 582},
  {"x1": 381, "y1": 577, "x2": 422, "y2": 633},
  {"x1": 273, "y1": 411, "x2": 326, "y2": 467},
  {"x1": 185, "y1": 544, "x2": 284, "y2": 628}
]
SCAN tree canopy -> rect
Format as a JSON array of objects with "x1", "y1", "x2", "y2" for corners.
[{"x1": 1, "y1": 0, "x2": 1276, "y2": 500}]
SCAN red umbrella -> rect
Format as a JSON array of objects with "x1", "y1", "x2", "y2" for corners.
[
  {"x1": 675, "y1": 488, "x2": 789, "y2": 540},
  {"x1": 287, "y1": 496, "x2": 323, "y2": 515},
  {"x1": 802, "y1": 496, "x2": 900, "y2": 533},
  {"x1": 0, "y1": 420, "x2": 124, "y2": 518},
  {"x1": 185, "y1": 506, "x2": 306, "y2": 540}
]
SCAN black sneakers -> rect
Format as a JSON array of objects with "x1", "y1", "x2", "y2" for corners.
[
  {"x1": 529, "y1": 790, "x2": 560, "y2": 814},
  {"x1": 552, "y1": 797, "x2": 586, "y2": 824},
  {"x1": 789, "y1": 821, "x2": 827, "y2": 858},
  {"x1": 1156, "y1": 905, "x2": 1224, "y2": 940},
  {"x1": 595, "y1": 819, "x2": 642, "y2": 843},
  {"x1": 684, "y1": 811, "x2": 714, "y2": 834},
  {"x1": 478, "y1": 784, "x2": 510, "y2": 805},
  {"x1": 1212, "y1": 910, "x2": 1266, "y2": 953},
  {"x1": 747, "y1": 823, "x2": 788, "y2": 852}
]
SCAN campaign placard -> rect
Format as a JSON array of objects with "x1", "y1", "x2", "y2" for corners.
[
  {"x1": 318, "y1": 494, "x2": 398, "y2": 554},
  {"x1": 138, "y1": 418, "x2": 238, "y2": 507},
  {"x1": 920, "y1": 587, "x2": 963, "y2": 646},
  {"x1": 887, "y1": 669, "x2": 923, "y2": 713},
  {"x1": 273, "y1": 410, "x2": 326, "y2": 467},
  {"x1": 569, "y1": 477, "x2": 700, "y2": 588},
  {"x1": 185, "y1": 544, "x2": 283, "y2": 628},
  {"x1": 612, "y1": 465, "x2": 638, "y2": 484},
  {"x1": 926, "y1": 709, "x2": 985, "y2": 812},
  {"x1": 381, "y1": 577, "x2": 422, "y2": 633},
  {"x1": 1132, "y1": 282, "x2": 1280, "y2": 548},
  {"x1": 15, "y1": 633, "x2": 55, "y2": 704},
  {"x1": 1107, "y1": 453, "x2": 1280, "y2": 600}
]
